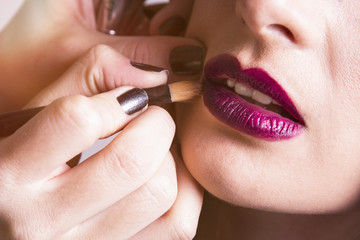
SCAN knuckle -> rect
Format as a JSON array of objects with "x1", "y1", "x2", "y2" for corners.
[
  {"x1": 168, "y1": 211, "x2": 198, "y2": 240},
  {"x1": 170, "y1": 222, "x2": 197, "y2": 240},
  {"x1": 85, "y1": 44, "x2": 115, "y2": 93},
  {"x1": 89, "y1": 44, "x2": 114, "y2": 63},
  {"x1": 145, "y1": 172, "x2": 178, "y2": 213},
  {"x1": 126, "y1": 39, "x2": 151, "y2": 64},
  {"x1": 106, "y1": 143, "x2": 151, "y2": 180},
  {"x1": 52, "y1": 96, "x2": 100, "y2": 138},
  {"x1": 103, "y1": 110, "x2": 176, "y2": 183},
  {"x1": 144, "y1": 154, "x2": 178, "y2": 212}
]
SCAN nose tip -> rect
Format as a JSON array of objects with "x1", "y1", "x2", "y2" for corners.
[{"x1": 236, "y1": 0, "x2": 304, "y2": 44}]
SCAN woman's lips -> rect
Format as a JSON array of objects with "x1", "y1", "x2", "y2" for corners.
[{"x1": 203, "y1": 54, "x2": 305, "y2": 141}]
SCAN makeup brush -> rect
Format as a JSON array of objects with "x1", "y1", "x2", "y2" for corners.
[{"x1": 0, "y1": 81, "x2": 201, "y2": 137}]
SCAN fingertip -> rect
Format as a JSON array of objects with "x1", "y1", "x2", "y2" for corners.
[
  {"x1": 129, "y1": 61, "x2": 169, "y2": 86},
  {"x1": 130, "y1": 61, "x2": 167, "y2": 72},
  {"x1": 117, "y1": 88, "x2": 149, "y2": 116},
  {"x1": 126, "y1": 105, "x2": 176, "y2": 142},
  {"x1": 147, "y1": 105, "x2": 176, "y2": 134}
]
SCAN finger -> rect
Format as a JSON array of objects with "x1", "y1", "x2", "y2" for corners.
[
  {"x1": 106, "y1": 36, "x2": 205, "y2": 83},
  {"x1": 27, "y1": 45, "x2": 168, "y2": 107},
  {"x1": 149, "y1": 0, "x2": 194, "y2": 36},
  {"x1": 130, "y1": 145, "x2": 204, "y2": 240},
  {"x1": 144, "y1": 1, "x2": 167, "y2": 19},
  {"x1": 92, "y1": 0, "x2": 101, "y2": 12},
  {"x1": 44, "y1": 107, "x2": 175, "y2": 234},
  {"x1": 64, "y1": 152, "x2": 177, "y2": 240},
  {"x1": 1, "y1": 0, "x2": 204, "y2": 108},
  {"x1": 0, "y1": 86, "x2": 147, "y2": 181},
  {"x1": 14, "y1": 35, "x2": 204, "y2": 108}
]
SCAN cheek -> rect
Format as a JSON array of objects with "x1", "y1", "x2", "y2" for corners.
[{"x1": 186, "y1": 0, "x2": 239, "y2": 51}]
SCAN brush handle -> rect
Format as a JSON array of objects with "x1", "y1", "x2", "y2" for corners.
[
  {"x1": 145, "y1": 85, "x2": 171, "y2": 105},
  {"x1": 0, "y1": 82, "x2": 196, "y2": 137},
  {"x1": 0, "y1": 86, "x2": 171, "y2": 138},
  {"x1": 0, "y1": 106, "x2": 45, "y2": 137}
]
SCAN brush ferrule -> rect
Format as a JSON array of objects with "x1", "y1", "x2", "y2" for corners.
[{"x1": 145, "y1": 85, "x2": 171, "y2": 105}]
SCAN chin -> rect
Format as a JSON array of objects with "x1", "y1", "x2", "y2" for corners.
[{"x1": 177, "y1": 99, "x2": 360, "y2": 215}]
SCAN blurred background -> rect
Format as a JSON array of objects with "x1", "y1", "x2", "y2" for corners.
[
  {"x1": 0, "y1": 0, "x2": 24, "y2": 30},
  {"x1": 0, "y1": 0, "x2": 169, "y2": 160},
  {"x1": 0, "y1": 0, "x2": 169, "y2": 31}
]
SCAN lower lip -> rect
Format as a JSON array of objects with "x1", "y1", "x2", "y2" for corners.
[{"x1": 203, "y1": 81, "x2": 304, "y2": 141}]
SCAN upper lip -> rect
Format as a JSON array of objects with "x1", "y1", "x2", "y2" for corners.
[{"x1": 204, "y1": 54, "x2": 305, "y2": 124}]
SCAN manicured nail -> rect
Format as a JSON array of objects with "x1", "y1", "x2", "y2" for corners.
[
  {"x1": 117, "y1": 88, "x2": 148, "y2": 115},
  {"x1": 159, "y1": 16, "x2": 187, "y2": 36},
  {"x1": 169, "y1": 46, "x2": 205, "y2": 75},
  {"x1": 130, "y1": 61, "x2": 167, "y2": 73}
]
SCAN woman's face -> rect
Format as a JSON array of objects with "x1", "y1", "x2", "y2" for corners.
[{"x1": 178, "y1": 0, "x2": 360, "y2": 213}]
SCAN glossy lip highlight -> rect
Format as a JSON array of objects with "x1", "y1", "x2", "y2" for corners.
[{"x1": 203, "y1": 54, "x2": 305, "y2": 140}]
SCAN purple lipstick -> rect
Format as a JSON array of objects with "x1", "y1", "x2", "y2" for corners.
[{"x1": 203, "y1": 54, "x2": 305, "y2": 140}]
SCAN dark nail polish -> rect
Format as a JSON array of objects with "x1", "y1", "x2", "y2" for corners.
[
  {"x1": 117, "y1": 88, "x2": 148, "y2": 115},
  {"x1": 130, "y1": 61, "x2": 167, "y2": 73},
  {"x1": 159, "y1": 16, "x2": 187, "y2": 36},
  {"x1": 169, "y1": 46, "x2": 204, "y2": 75}
]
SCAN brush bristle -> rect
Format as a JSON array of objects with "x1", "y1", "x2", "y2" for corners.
[{"x1": 168, "y1": 81, "x2": 202, "y2": 102}]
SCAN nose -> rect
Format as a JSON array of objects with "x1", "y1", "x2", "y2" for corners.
[{"x1": 236, "y1": 0, "x2": 323, "y2": 46}]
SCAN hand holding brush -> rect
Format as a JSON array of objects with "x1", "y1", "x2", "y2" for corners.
[{"x1": 0, "y1": 44, "x2": 204, "y2": 239}]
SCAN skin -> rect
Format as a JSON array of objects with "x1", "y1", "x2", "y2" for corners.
[
  {"x1": 3, "y1": 0, "x2": 360, "y2": 239},
  {"x1": 175, "y1": 0, "x2": 360, "y2": 238},
  {"x1": 0, "y1": 0, "x2": 204, "y2": 239},
  {"x1": 0, "y1": 0, "x2": 197, "y2": 111}
]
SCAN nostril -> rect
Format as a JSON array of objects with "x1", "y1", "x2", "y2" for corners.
[{"x1": 267, "y1": 24, "x2": 295, "y2": 42}]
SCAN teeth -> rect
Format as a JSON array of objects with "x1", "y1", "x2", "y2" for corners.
[
  {"x1": 272, "y1": 100, "x2": 281, "y2": 106},
  {"x1": 235, "y1": 82, "x2": 253, "y2": 97},
  {"x1": 226, "y1": 79, "x2": 236, "y2": 88},
  {"x1": 226, "y1": 79, "x2": 279, "y2": 106},
  {"x1": 252, "y1": 90, "x2": 272, "y2": 105}
]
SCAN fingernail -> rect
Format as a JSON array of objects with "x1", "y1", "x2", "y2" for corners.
[
  {"x1": 159, "y1": 16, "x2": 187, "y2": 36},
  {"x1": 169, "y1": 46, "x2": 204, "y2": 75},
  {"x1": 117, "y1": 88, "x2": 148, "y2": 115},
  {"x1": 130, "y1": 61, "x2": 167, "y2": 73}
]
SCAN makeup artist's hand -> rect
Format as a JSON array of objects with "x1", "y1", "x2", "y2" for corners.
[
  {"x1": 0, "y1": 46, "x2": 203, "y2": 240},
  {"x1": 0, "y1": 0, "x2": 202, "y2": 110},
  {"x1": 0, "y1": 0, "x2": 205, "y2": 238}
]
